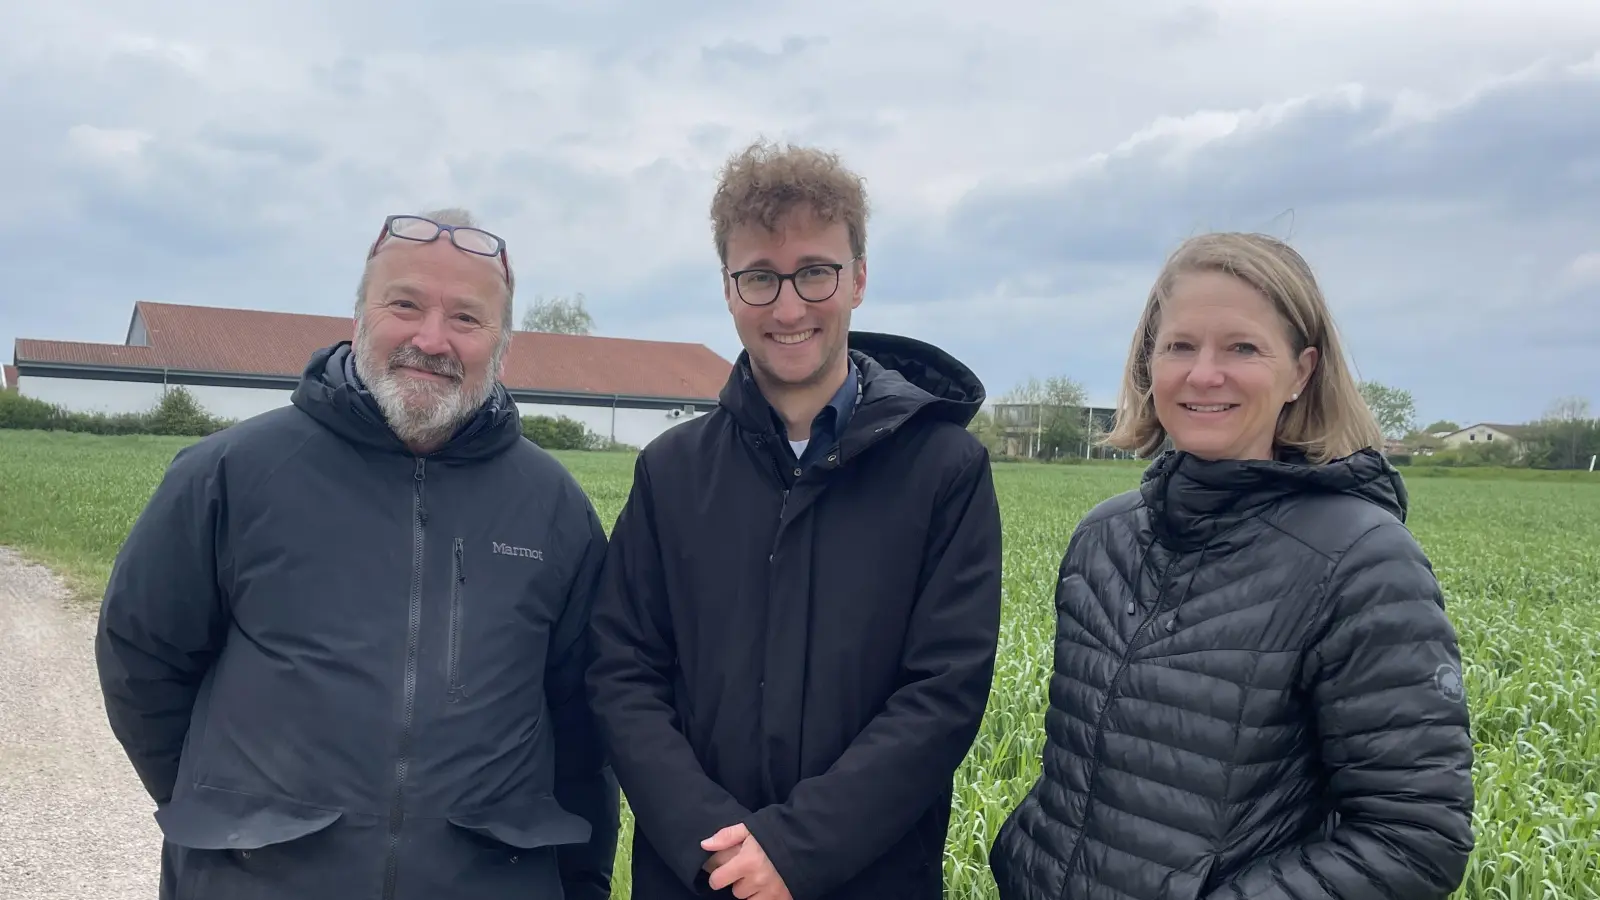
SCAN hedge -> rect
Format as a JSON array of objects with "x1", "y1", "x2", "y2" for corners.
[{"x1": 1, "y1": 386, "x2": 633, "y2": 451}]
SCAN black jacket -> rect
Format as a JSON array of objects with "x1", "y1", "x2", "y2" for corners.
[
  {"x1": 989, "y1": 448, "x2": 1475, "y2": 900},
  {"x1": 95, "y1": 343, "x2": 619, "y2": 900},
  {"x1": 585, "y1": 332, "x2": 1004, "y2": 900}
]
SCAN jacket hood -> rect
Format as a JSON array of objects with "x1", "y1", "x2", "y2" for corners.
[
  {"x1": 290, "y1": 342, "x2": 524, "y2": 461},
  {"x1": 720, "y1": 330, "x2": 987, "y2": 443},
  {"x1": 1140, "y1": 445, "x2": 1408, "y2": 550},
  {"x1": 847, "y1": 331, "x2": 987, "y2": 428}
]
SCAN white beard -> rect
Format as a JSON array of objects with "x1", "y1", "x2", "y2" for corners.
[{"x1": 353, "y1": 317, "x2": 496, "y2": 450}]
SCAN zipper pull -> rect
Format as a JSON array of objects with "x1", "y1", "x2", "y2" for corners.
[{"x1": 415, "y1": 459, "x2": 428, "y2": 524}]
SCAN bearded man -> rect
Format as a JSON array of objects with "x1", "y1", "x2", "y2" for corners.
[{"x1": 94, "y1": 210, "x2": 619, "y2": 900}]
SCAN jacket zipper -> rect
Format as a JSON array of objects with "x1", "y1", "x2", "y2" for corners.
[
  {"x1": 447, "y1": 538, "x2": 465, "y2": 702},
  {"x1": 771, "y1": 489, "x2": 790, "y2": 554},
  {"x1": 756, "y1": 439, "x2": 793, "y2": 802},
  {"x1": 769, "y1": 465, "x2": 797, "y2": 559},
  {"x1": 382, "y1": 458, "x2": 427, "y2": 899},
  {"x1": 1057, "y1": 552, "x2": 1178, "y2": 892},
  {"x1": 755, "y1": 435, "x2": 794, "y2": 554}
]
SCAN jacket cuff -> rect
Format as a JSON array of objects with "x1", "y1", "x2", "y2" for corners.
[{"x1": 742, "y1": 809, "x2": 814, "y2": 900}]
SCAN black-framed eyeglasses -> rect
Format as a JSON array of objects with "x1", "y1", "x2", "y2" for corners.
[
  {"x1": 726, "y1": 258, "x2": 858, "y2": 306},
  {"x1": 368, "y1": 215, "x2": 510, "y2": 282}
]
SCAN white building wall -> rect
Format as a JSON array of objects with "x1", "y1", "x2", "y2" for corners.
[
  {"x1": 22, "y1": 375, "x2": 709, "y2": 448},
  {"x1": 1441, "y1": 425, "x2": 1517, "y2": 448},
  {"x1": 515, "y1": 402, "x2": 706, "y2": 449},
  {"x1": 23, "y1": 377, "x2": 294, "y2": 421}
]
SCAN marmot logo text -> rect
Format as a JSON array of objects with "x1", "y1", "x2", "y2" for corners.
[{"x1": 492, "y1": 542, "x2": 543, "y2": 560}]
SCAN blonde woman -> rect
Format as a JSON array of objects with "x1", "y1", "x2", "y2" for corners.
[{"x1": 989, "y1": 233, "x2": 1475, "y2": 900}]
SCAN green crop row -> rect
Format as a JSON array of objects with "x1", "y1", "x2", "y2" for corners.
[{"x1": 1, "y1": 429, "x2": 1595, "y2": 899}]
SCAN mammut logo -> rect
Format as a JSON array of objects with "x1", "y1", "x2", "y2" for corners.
[
  {"x1": 492, "y1": 542, "x2": 543, "y2": 561},
  {"x1": 1434, "y1": 663, "x2": 1465, "y2": 703}
]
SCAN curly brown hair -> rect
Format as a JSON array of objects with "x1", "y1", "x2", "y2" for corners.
[{"x1": 709, "y1": 139, "x2": 870, "y2": 264}]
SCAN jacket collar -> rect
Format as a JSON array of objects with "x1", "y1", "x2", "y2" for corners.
[
  {"x1": 1139, "y1": 445, "x2": 1407, "y2": 551},
  {"x1": 752, "y1": 356, "x2": 856, "y2": 440},
  {"x1": 290, "y1": 342, "x2": 524, "y2": 461},
  {"x1": 717, "y1": 331, "x2": 986, "y2": 463}
]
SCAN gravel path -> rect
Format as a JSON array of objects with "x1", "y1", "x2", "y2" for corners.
[{"x1": 0, "y1": 548, "x2": 161, "y2": 899}]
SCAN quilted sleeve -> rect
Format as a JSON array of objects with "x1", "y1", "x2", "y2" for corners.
[{"x1": 1203, "y1": 521, "x2": 1475, "y2": 900}]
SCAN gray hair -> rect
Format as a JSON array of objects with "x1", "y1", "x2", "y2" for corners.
[{"x1": 355, "y1": 207, "x2": 517, "y2": 358}]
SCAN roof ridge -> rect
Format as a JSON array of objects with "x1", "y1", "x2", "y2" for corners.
[
  {"x1": 137, "y1": 299, "x2": 719, "y2": 352},
  {"x1": 17, "y1": 302, "x2": 734, "y2": 401}
]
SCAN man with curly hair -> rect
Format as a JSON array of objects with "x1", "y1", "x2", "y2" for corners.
[{"x1": 587, "y1": 140, "x2": 1004, "y2": 900}]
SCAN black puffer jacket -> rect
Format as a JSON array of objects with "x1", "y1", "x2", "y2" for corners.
[{"x1": 989, "y1": 448, "x2": 1475, "y2": 900}]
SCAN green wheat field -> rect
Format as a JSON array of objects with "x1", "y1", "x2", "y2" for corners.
[{"x1": 1, "y1": 429, "x2": 1596, "y2": 899}]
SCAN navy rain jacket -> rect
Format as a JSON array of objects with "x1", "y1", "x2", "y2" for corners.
[
  {"x1": 95, "y1": 342, "x2": 619, "y2": 900},
  {"x1": 587, "y1": 332, "x2": 1004, "y2": 900}
]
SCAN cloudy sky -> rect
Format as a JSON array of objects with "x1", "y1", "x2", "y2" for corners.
[{"x1": 4, "y1": 1, "x2": 1598, "y2": 426}]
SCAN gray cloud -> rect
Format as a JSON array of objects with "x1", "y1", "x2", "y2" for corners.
[
  {"x1": 2, "y1": 2, "x2": 1598, "y2": 425},
  {"x1": 701, "y1": 35, "x2": 829, "y2": 70},
  {"x1": 939, "y1": 58, "x2": 1600, "y2": 272},
  {"x1": 849, "y1": 55, "x2": 1600, "y2": 416}
]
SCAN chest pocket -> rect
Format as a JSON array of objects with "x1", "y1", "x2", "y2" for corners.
[{"x1": 442, "y1": 535, "x2": 564, "y2": 708}]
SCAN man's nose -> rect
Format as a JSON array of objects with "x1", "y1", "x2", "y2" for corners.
[
  {"x1": 769, "y1": 282, "x2": 808, "y2": 323},
  {"x1": 410, "y1": 309, "x2": 452, "y2": 356}
]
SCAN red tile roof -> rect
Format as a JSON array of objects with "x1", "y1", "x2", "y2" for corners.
[
  {"x1": 2, "y1": 365, "x2": 15, "y2": 390},
  {"x1": 14, "y1": 301, "x2": 733, "y2": 401},
  {"x1": 14, "y1": 340, "x2": 161, "y2": 369}
]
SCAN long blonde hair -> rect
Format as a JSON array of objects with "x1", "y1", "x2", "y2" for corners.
[{"x1": 1103, "y1": 232, "x2": 1382, "y2": 464}]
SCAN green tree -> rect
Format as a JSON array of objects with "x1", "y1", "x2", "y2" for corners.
[
  {"x1": 1004, "y1": 375, "x2": 1089, "y2": 460},
  {"x1": 150, "y1": 386, "x2": 230, "y2": 436},
  {"x1": 520, "y1": 293, "x2": 595, "y2": 335},
  {"x1": 1422, "y1": 419, "x2": 1459, "y2": 434},
  {"x1": 1359, "y1": 380, "x2": 1417, "y2": 440},
  {"x1": 522, "y1": 414, "x2": 600, "y2": 450},
  {"x1": 1522, "y1": 396, "x2": 1599, "y2": 470},
  {"x1": 1402, "y1": 430, "x2": 1444, "y2": 454},
  {"x1": 966, "y1": 409, "x2": 1005, "y2": 457}
]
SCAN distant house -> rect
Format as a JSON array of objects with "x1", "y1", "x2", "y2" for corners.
[
  {"x1": 1, "y1": 364, "x2": 16, "y2": 392},
  {"x1": 985, "y1": 401, "x2": 1133, "y2": 459},
  {"x1": 1438, "y1": 423, "x2": 1530, "y2": 450},
  {"x1": 12, "y1": 301, "x2": 734, "y2": 448}
]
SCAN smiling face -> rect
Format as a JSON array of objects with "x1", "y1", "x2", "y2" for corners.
[
  {"x1": 353, "y1": 236, "x2": 509, "y2": 451},
  {"x1": 723, "y1": 205, "x2": 864, "y2": 393},
  {"x1": 1149, "y1": 269, "x2": 1318, "y2": 461}
]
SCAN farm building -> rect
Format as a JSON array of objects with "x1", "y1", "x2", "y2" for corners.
[
  {"x1": 1438, "y1": 422, "x2": 1531, "y2": 453},
  {"x1": 984, "y1": 401, "x2": 1132, "y2": 460},
  {"x1": 11, "y1": 301, "x2": 734, "y2": 448},
  {"x1": 1, "y1": 364, "x2": 16, "y2": 392}
]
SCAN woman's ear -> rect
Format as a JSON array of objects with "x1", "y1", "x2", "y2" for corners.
[{"x1": 1292, "y1": 346, "x2": 1319, "y2": 399}]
